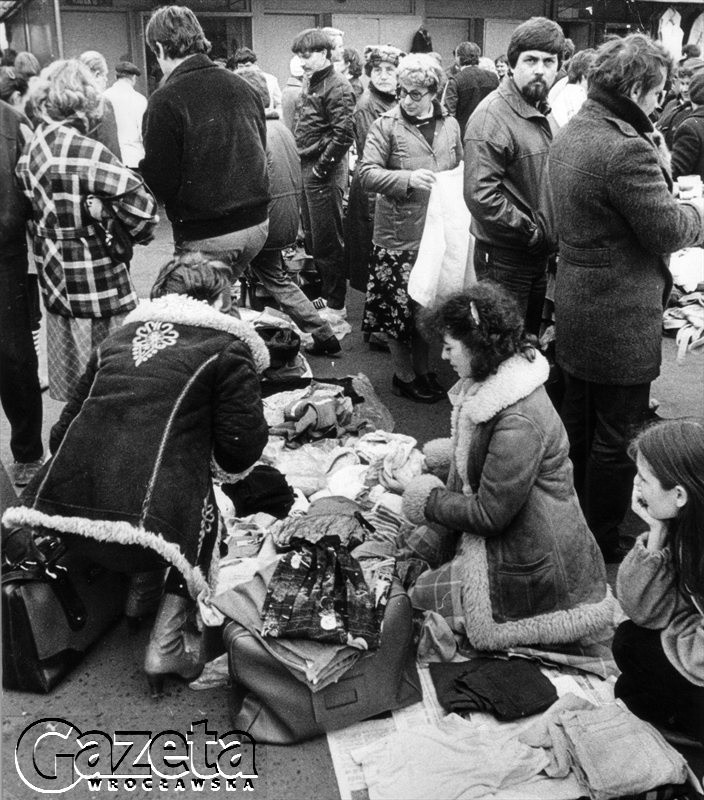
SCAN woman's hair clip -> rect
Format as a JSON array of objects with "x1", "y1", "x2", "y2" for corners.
[{"x1": 469, "y1": 300, "x2": 480, "y2": 326}]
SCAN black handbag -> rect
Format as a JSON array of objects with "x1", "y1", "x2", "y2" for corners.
[
  {"x1": 101, "y1": 201, "x2": 134, "y2": 265},
  {"x1": 224, "y1": 580, "x2": 422, "y2": 743},
  {"x1": 2, "y1": 526, "x2": 128, "y2": 692},
  {"x1": 83, "y1": 195, "x2": 134, "y2": 266}
]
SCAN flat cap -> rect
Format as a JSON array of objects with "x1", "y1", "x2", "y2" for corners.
[{"x1": 115, "y1": 60, "x2": 141, "y2": 76}]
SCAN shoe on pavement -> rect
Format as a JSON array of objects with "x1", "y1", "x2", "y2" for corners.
[
  {"x1": 12, "y1": 458, "x2": 45, "y2": 487},
  {"x1": 391, "y1": 374, "x2": 441, "y2": 403},
  {"x1": 305, "y1": 335, "x2": 342, "y2": 356}
]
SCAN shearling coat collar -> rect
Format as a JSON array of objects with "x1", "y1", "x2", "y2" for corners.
[
  {"x1": 125, "y1": 295, "x2": 270, "y2": 373},
  {"x1": 451, "y1": 351, "x2": 550, "y2": 424},
  {"x1": 448, "y1": 351, "x2": 549, "y2": 494}
]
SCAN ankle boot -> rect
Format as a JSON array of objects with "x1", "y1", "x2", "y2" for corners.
[
  {"x1": 144, "y1": 593, "x2": 204, "y2": 698},
  {"x1": 125, "y1": 569, "x2": 168, "y2": 632}
]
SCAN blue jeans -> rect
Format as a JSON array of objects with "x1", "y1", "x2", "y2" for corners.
[
  {"x1": 300, "y1": 160, "x2": 347, "y2": 310},
  {"x1": 560, "y1": 372, "x2": 651, "y2": 552},
  {"x1": 473, "y1": 240, "x2": 548, "y2": 335},
  {"x1": 249, "y1": 249, "x2": 333, "y2": 341}
]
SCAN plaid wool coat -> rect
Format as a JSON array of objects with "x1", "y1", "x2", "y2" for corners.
[{"x1": 16, "y1": 120, "x2": 158, "y2": 319}]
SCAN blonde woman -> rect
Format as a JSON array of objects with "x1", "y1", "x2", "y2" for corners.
[{"x1": 16, "y1": 59, "x2": 157, "y2": 401}]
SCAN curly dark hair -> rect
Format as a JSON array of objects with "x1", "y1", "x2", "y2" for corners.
[{"x1": 424, "y1": 282, "x2": 537, "y2": 381}]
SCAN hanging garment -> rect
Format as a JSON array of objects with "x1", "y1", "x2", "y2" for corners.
[{"x1": 659, "y1": 8, "x2": 684, "y2": 62}]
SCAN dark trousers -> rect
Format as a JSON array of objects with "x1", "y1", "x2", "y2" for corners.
[
  {"x1": 249, "y1": 248, "x2": 333, "y2": 340},
  {"x1": 560, "y1": 371, "x2": 650, "y2": 552},
  {"x1": 300, "y1": 159, "x2": 347, "y2": 310},
  {"x1": 473, "y1": 240, "x2": 548, "y2": 336},
  {"x1": 613, "y1": 620, "x2": 704, "y2": 744},
  {"x1": 0, "y1": 251, "x2": 43, "y2": 463}
]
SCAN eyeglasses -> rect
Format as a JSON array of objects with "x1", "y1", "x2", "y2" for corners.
[{"x1": 397, "y1": 87, "x2": 431, "y2": 102}]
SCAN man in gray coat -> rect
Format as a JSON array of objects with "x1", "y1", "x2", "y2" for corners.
[
  {"x1": 464, "y1": 17, "x2": 565, "y2": 336},
  {"x1": 549, "y1": 34, "x2": 704, "y2": 561}
]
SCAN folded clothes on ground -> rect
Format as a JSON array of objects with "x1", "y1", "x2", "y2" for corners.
[
  {"x1": 351, "y1": 713, "x2": 549, "y2": 800},
  {"x1": 429, "y1": 657, "x2": 558, "y2": 721},
  {"x1": 556, "y1": 702, "x2": 689, "y2": 800},
  {"x1": 213, "y1": 560, "x2": 363, "y2": 690}
]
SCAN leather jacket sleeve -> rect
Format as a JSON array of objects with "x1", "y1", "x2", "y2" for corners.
[
  {"x1": 464, "y1": 131, "x2": 543, "y2": 249},
  {"x1": 358, "y1": 118, "x2": 413, "y2": 198},
  {"x1": 315, "y1": 79, "x2": 355, "y2": 177},
  {"x1": 424, "y1": 413, "x2": 545, "y2": 537}
]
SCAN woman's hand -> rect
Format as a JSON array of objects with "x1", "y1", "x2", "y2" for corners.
[
  {"x1": 408, "y1": 169, "x2": 436, "y2": 191},
  {"x1": 631, "y1": 485, "x2": 668, "y2": 551}
]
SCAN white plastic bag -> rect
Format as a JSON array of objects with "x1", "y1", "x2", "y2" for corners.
[{"x1": 408, "y1": 163, "x2": 476, "y2": 307}]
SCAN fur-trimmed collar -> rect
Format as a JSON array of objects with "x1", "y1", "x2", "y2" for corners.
[
  {"x1": 456, "y1": 351, "x2": 550, "y2": 424},
  {"x1": 124, "y1": 295, "x2": 270, "y2": 373}
]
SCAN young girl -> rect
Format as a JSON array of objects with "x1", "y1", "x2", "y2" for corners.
[{"x1": 613, "y1": 419, "x2": 704, "y2": 744}]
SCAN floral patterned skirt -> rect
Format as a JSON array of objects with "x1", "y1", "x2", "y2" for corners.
[{"x1": 362, "y1": 245, "x2": 418, "y2": 344}]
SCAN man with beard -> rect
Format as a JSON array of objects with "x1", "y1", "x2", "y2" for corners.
[{"x1": 463, "y1": 17, "x2": 564, "y2": 335}]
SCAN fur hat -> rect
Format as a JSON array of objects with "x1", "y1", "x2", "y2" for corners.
[
  {"x1": 364, "y1": 45, "x2": 405, "y2": 69},
  {"x1": 689, "y1": 69, "x2": 704, "y2": 106}
]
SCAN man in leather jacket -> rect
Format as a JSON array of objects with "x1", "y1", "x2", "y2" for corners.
[
  {"x1": 292, "y1": 28, "x2": 355, "y2": 326},
  {"x1": 464, "y1": 17, "x2": 565, "y2": 336}
]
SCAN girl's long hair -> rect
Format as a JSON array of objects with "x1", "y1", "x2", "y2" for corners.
[{"x1": 630, "y1": 419, "x2": 704, "y2": 604}]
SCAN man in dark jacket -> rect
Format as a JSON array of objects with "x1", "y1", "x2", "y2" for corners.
[
  {"x1": 549, "y1": 34, "x2": 704, "y2": 561},
  {"x1": 237, "y1": 70, "x2": 341, "y2": 355},
  {"x1": 0, "y1": 100, "x2": 43, "y2": 487},
  {"x1": 140, "y1": 5, "x2": 270, "y2": 298},
  {"x1": 292, "y1": 28, "x2": 355, "y2": 346},
  {"x1": 656, "y1": 61, "x2": 701, "y2": 148},
  {"x1": 442, "y1": 41, "x2": 498, "y2": 137},
  {"x1": 671, "y1": 69, "x2": 704, "y2": 180},
  {"x1": 463, "y1": 17, "x2": 565, "y2": 336}
]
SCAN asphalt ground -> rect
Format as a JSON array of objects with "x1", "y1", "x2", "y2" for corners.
[{"x1": 2, "y1": 213, "x2": 703, "y2": 799}]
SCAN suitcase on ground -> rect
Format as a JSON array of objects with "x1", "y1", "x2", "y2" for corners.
[
  {"x1": 224, "y1": 580, "x2": 422, "y2": 743},
  {"x1": 2, "y1": 526, "x2": 129, "y2": 692}
]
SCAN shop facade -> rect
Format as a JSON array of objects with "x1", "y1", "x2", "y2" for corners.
[{"x1": 2, "y1": 0, "x2": 703, "y2": 94}]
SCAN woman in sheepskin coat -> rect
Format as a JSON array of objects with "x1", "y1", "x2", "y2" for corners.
[
  {"x1": 2, "y1": 254, "x2": 270, "y2": 693},
  {"x1": 401, "y1": 283, "x2": 615, "y2": 651}
]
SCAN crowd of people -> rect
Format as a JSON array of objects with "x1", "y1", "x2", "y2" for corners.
[{"x1": 1, "y1": 5, "x2": 703, "y2": 747}]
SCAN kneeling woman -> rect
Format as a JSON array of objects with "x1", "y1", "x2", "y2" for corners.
[
  {"x1": 401, "y1": 283, "x2": 615, "y2": 650},
  {"x1": 2, "y1": 254, "x2": 270, "y2": 694},
  {"x1": 614, "y1": 419, "x2": 704, "y2": 744}
]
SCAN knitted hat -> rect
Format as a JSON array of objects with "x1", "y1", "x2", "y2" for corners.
[{"x1": 689, "y1": 69, "x2": 704, "y2": 105}]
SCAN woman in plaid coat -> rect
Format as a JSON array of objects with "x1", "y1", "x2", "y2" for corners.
[
  {"x1": 16, "y1": 59, "x2": 158, "y2": 401},
  {"x1": 401, "y1": 284, "x2": 615, "y2": 651}
]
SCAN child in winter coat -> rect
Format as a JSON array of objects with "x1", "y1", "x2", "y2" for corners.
[{"x1": 614, "y1": 418, "x2": 704, "y2": 744}]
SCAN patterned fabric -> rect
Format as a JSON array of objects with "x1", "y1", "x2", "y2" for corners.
[
  {"x1": 16, "y1": 120, "x2": 157, "y2": 318},
  {"x1": 46, "y1": 311, "x2": 126, "y2": 402},
  {"x1": 131, "y1": 321, "x2": 179, "y2": 366},
  {"x1": 362, "y1": 245, "x2": 416, "y2": 343},
  {"x1": 261, "y1": 536, "x2": 380, "y2": 649}
]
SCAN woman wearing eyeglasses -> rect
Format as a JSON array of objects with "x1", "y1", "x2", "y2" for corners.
[{"x1": 358, "y1": 53, "x2": 462, "y2": 403}]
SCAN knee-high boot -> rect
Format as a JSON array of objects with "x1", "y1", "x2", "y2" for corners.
[{"x1": 144, "y1": 593, "x2": 204, "y2": 698}]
